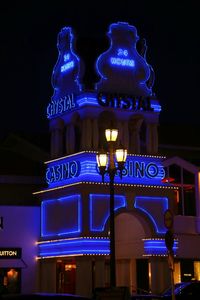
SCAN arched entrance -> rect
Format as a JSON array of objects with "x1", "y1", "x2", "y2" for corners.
[{"x1": 115, "y1": 212, "x2": 152, "y2": 294}]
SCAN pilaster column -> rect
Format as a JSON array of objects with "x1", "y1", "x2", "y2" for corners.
[
  {"x1": 152, "y1": 123, "x2": 158, "y2": 154},
  {"x1": 129, "y1": 118, "x2": 143, "y2": 154},
  {"x1": 121, "y1": 121, "x2": 129, "y2": 150},
  {"x1": 81, "y1": 118, "x2": 92, "y2": 150},
  {"x1": 65, "y1": 123, "x2": 75, "y2": 154},
  {"x1": 95, "y1": 258, "x2": 106, "y2": 289},
  {"x1": 76, "y1": 257, "x2": 93, "y2": 298},
  {"x1": 85, "y1": 118, "x2": 92, "y2": 150},
  {"x1": 146, "y1": 122, "x2": 158, "y2": 154},
  {"x1": 49, "y1": 118, "x2": 64, "y2": 159},
  {"x1": 38, "y1": 259, "x2": 57, "y2": 293},
  {"x1": 130, "y1": 128, "x2": 140, "y2": 154},
  {"x1": 149, "y1": 257, "x2": 170, "y2": 294},
  {"x1": 92, "y1": 119, "x2": 99, "y2": 151}
]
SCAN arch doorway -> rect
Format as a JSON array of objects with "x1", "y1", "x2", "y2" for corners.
[{"x1": 115, "y1": 212, "x2": 152, "y2": 294}]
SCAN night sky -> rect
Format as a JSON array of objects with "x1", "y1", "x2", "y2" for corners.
[{"x1": 0, "y1": 1, "x2": 199, "y2": 139}]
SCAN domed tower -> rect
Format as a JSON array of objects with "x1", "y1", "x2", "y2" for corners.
[{"x1": 35, "y1": 23, "x2": 176, "y2": 298}]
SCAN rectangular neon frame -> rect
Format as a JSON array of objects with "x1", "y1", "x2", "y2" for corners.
[
  {"x1": 41, "y1": 194, "x2": 81, "y2": 237},
  {"x1": 134, "y1": 196, "x2": 169, "y2": 234},
  {"x1": 89, "y1": 194, "x2": 126, "y2": 232}
]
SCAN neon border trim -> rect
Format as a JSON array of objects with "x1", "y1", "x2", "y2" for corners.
[{"x1": 37, "y1": 237, "x2": 110, "y2": 258}]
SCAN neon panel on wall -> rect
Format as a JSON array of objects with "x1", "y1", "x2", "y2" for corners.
[
  {"x1": 45, "y1": 152, "x2": 166, "y2": 189},
  {"x1": 38, "y1": 238, "x2": 110, "y2": 258},
  {"x1": 134, "y1": 196, "x2": 168, "y2": 234},
  {"x1": 41, "y1": 194, "x2": 81, "y2": 237},
  {"x1": 89, "y1": 194, "x2": 126, "y2": 232}
]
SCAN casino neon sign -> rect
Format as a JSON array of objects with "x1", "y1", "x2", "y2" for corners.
[
  {"x1": 45, "y1": 153, "x2": 165, "y2": 186},
  {"x1": 46, "y1": 161, "x2": 80, "y2": 184}
]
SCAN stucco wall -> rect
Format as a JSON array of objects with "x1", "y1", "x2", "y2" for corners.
[{"x1": 0, "y1": 206, "x2": 40, "y2": 293}]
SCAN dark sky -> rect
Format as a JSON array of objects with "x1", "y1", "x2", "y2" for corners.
[{"x1": 0, "y1": 0, "x2": 199, "y2": 137}]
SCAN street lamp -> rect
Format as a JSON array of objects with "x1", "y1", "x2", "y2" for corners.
[{"x1": 96, "y1": 128, "x2": 127, "y2": 287}]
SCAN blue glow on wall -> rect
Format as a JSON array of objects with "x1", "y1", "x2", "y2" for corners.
[
  {"x1": 143, "y1": 239, "x2": 178, "y2": 256},
  {"x1": 134, "y1": 196, "x2": 168, "y2": 234},
  {"x1": 41, "y1": 194, "x2": 81, "y2": 237},
  {"x1": 89, "y1": 194, "x2": 126, "y2": 232},
  {"x1": 38, "y1": 238, "x2": 110, "y2": 258},
  {"x1": 45, "y1": 152, "x2": 166, "y2": 188}
]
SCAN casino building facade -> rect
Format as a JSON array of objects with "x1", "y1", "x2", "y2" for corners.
[{"x1": 34, "y1": 22, "x2": 200, "y2": 297}]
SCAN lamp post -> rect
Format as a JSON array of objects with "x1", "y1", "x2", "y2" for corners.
[{"x1": 96, "y1": 128, "x2": 127, "y2": 288}]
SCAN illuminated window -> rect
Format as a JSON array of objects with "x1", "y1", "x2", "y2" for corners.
[
  {"x1": 194, "y1": 261, "x2": 200, "y2": 280},
  {"x1": 165, "y1": 164, "x2": 196, "y2": 216}
]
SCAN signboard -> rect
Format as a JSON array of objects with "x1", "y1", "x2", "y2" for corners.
[
  {"x1": 0, "y1": 248, "x2": 22, "y2": 259},
  {"x1": 46, "y1": 92, "x2": 161, "y2": 119},
  {"x1": 45, "y1": 152, "x2": 165, "y2": 187}
]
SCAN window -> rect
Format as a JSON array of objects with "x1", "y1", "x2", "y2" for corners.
[{"x1": 167, "y1": 164, "x2": 196, "y2": 216}]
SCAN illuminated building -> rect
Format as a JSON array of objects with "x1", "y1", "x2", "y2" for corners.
[{"x1": 34, "y1": 22, "x2": 200, "y2": 297}]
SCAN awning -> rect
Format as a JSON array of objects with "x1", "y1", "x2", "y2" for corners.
[{"x1": 0, "y1": 258, "x2": 27, "y2": 268}]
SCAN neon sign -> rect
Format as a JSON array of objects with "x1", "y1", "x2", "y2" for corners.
[
  {"x1": 110, "y1": 57, "x2": 135, "y2": 67},
  {"x1": 47, "y1": 94, "x2": 75, "y2": 118},
  {"x1": 61, "y1": 53, "x2": 75, "y2": 73},
  {"x1": 51, "y1": 27, "x2": 81, "y2": 101},
  {"x1": 46, "y1": 161, "x2": 80, "y2": 184},
  {"x1": 45, "y1": 152, "x2": 165, "y2": 186},
  {"x1": 110, "y1": 48, "x2": 135, "y2": 67},
  {"x1": 46, "y1": 91, "x2": 161, "y2": 119},
  {"x1": 98, "y1": 93, "x2": 153, "y2": 111},
  {"x1": 125, "y1": 161, "x2": 159, "y2": 178},
  {"x1": 95, "y1": 22, "x2": 152, "y2": 96}
]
